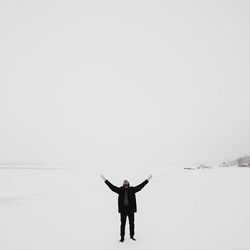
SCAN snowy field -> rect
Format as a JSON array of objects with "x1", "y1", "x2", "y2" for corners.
[{"x1": 0, "y1": 165, "x2": 250, "y2": 250}]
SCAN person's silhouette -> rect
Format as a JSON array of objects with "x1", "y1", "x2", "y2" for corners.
[{"x1": 100, "y1": 174, "x2": 152, "y2": 242}]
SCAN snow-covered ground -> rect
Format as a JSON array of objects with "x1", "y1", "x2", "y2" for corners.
[{"x1": 0, "y1": 166, "x2": 249, "y2": 250}]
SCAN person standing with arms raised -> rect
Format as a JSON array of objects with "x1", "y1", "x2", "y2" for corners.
[{"x1": 100, "y1": 174, "x2": 152, "y2": 242}]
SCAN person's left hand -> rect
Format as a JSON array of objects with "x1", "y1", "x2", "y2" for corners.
[{"x1": 147, "y1": 174, "x2": 152, "y2": 181}]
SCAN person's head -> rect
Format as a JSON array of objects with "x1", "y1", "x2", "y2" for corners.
[{"x1": 123, "y1": 180, "x2": 130, "y2": 189}]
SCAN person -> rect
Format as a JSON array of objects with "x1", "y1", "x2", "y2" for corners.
[{"x1": 100, "y1": 174, "x2": 152, "y2": 242}]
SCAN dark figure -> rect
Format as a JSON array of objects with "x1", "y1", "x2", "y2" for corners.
[{"x1": 100, "y1": 174, "x2": 152, "y2": 242}]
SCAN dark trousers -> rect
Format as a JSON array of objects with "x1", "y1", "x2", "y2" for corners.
[{"x1": 120, "y1": 207, "x2": 134, "y2": 237}]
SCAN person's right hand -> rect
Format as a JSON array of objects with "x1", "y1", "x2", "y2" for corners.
[{"x1": 100, "y1": 174, "x2": 106, "y2": 181}]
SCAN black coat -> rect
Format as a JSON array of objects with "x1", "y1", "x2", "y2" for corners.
[{"x1": 105, "y1": 179, "x2": 149, "y2": 213}]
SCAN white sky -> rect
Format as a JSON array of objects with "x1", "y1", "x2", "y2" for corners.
[{"x1": 0, "y1": 0, "x2": 250, "y2": 167}]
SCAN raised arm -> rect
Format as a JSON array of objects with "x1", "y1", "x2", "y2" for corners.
[
  {"x1": 105, "y1": 180, "x2": 120, "y2": 194},
  {"x1": 133, "y1": 175, "x2": 152, "y2": 193},
  {"x1": 101, "y1": 174, "x2": 120, "y2": 194}
]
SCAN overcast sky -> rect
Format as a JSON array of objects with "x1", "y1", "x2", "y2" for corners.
[{"x1": 0, "y1": 0, "x2": 249, "y2": 167}]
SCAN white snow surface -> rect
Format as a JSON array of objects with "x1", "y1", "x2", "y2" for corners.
[{"x1": 0, "y1": 166, "x2": 250, "y2": 250}]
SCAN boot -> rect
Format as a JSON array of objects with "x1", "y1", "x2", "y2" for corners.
[{"x1": 120, "y1": 236, "x2": 124, "y2": 242}]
